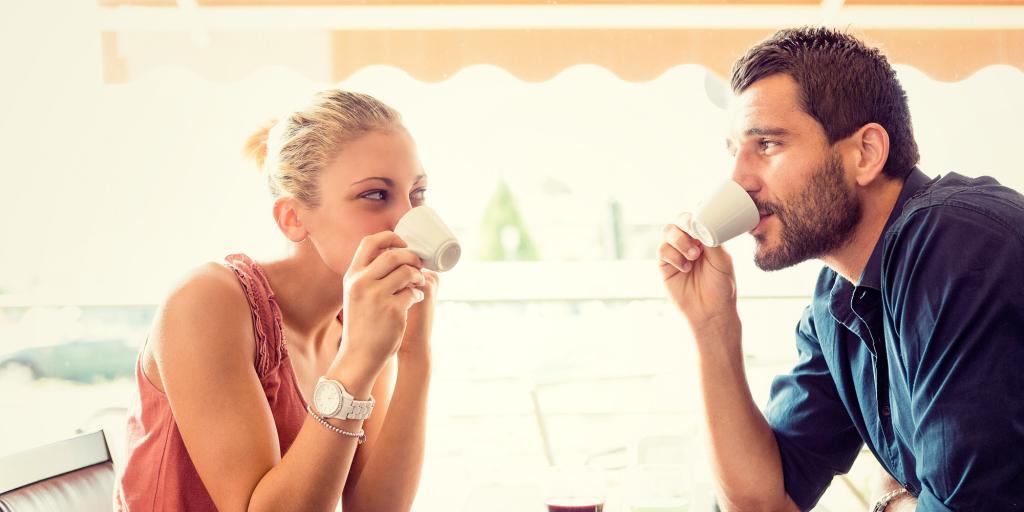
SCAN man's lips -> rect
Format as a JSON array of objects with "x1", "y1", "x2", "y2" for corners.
[{"x1": 752, "y1": 211, "x2": 773, "y2": 233}]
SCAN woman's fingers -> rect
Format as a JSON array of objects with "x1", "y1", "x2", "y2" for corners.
[
  {"x1": 364, "y1": 248, "x2": 423, "y2": 281},
  {"x1": 392, "y1": 284, "x2": 426, "y2": 310},
  {"x1": 349, "y1": 231, "x2": 408, "y2": 272},
  {"x1": 377, "y1": 264, "x2": 427, "y2": 296}
]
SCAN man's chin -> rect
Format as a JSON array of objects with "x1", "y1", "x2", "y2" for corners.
[{"x1": 754, "y1": 243, "x2": 797, "y2": 272}]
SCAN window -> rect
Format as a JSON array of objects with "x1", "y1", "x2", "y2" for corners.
[{"x1": 2, "y1": 2, "x2": 1021, "y2": 509}]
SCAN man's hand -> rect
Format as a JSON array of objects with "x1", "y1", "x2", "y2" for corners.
[{"x1": 659, "y1": 213, "x2": 740, "y2": 334}]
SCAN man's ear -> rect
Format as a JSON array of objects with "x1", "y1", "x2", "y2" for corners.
[
  {"x1": 273, "y1": 197, "x2": 310, "y2": 243},
  {"x1": 844, "y1": 122, "x2": 890, "y2": 187}
]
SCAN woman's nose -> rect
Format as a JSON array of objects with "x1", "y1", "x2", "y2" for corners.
[{"x1": 389, "y1": 199, "x2": 415, "y2": 230}]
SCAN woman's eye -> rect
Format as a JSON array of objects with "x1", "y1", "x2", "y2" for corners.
[
  {"x1": 361, "y1": 190, "x2": 387, "y2": 201},
  {"x1": 412, "y1": 188, "x2": 427, "y2": 202}
]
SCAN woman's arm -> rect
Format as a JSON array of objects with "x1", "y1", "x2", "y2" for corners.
[
  {"x1": 344, "y1": 355, "x2": 397, "y2": 489},
  {"x1": 341, "y1": 355, "x2": 430, "y2": 512},
  {"x1": 154, "y1": 233, "x2": 424, "y2": 512},
  {"x1": 154, "y1": 264, "x2": 368, "y2": 512},
  {"x1": 154, "y1": 265, "x2": 376, "y2": 512},
  {"x1": 341, "y1": 270, "x2": 438, "y2": 512}
]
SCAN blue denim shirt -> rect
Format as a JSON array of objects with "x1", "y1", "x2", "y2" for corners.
[{"x1": 765, "y1": 168, "x2": 1024, "y2": 511}]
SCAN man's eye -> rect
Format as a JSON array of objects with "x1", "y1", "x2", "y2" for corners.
[
  {"x1": 760, "y1": 139, "x2": 780, "y2": 151},
  {"x1": 361, "y1": 190, "x2": 387, "y2": 201}
]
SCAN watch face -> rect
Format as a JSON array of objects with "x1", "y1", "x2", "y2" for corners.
[{"x1": 314, "y1": 381, "x2": 341, "y2": 416}]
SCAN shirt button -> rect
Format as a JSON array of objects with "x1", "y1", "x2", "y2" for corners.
[{"x1": 881, "y1": 405, "x2": 891, "y2": 416}]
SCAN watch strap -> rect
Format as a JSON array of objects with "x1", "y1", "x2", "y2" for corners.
[
  {"x1": 317, "y1": 377, "x2": 375, "y2": 420},
  {"x1": 872, "y1": 488, "x2": 910, "y2": 512}
]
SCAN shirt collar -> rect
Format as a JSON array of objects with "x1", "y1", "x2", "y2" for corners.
[{"x1": 856, "y1": 167, "x2": 934, "y2": 290}]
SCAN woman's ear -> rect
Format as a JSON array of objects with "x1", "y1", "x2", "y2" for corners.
[
  {"x1": 273, "y1": 197, "x2": 310, "y2": 243},
  {"x1": 845, "y1": 122, "x2": 891, "y2": 187}
]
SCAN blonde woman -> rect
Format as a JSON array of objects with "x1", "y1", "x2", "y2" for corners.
[{"x1": 116, "y1": 90, "x2": 436, "y2": 512}]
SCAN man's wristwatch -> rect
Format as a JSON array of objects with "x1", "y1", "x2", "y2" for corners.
[
  {"x1": 872, "y1": 488, "x2": 910, "y2": 512},
  {"x1": 312, "y1": 377, "x2": 375, "y2": 421}
]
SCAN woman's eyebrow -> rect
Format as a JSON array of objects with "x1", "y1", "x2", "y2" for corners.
[{"x1": 350, "y1": 175, "x2": 427, "y2": 187}]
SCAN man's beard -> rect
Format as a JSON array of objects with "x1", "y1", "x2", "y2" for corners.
[{"x1": 753, "y1": 153, "x2": 862, "y2": 271}]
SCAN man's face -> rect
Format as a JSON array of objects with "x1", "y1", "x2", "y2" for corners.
[{"x1": 726, "y1": 74, "x2": 862, "y2": 271}]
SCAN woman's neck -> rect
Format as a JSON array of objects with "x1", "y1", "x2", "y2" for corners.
[{"x1": 259, "y1": 242, "x2": 345, "y2": 350}]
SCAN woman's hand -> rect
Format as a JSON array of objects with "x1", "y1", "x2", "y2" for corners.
[
  {"x1": 332, "y1": 231, "x2": 426, "y2": 387},
  {"x1": 398, "y1": 269, "x2": 438, "y2": 360}
]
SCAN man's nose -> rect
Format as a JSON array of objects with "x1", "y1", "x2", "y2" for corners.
[{"x1": 729, "y1": 152, "x2": 760, "y2": 196}]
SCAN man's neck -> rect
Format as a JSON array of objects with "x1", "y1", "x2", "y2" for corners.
[{"x1": 822, "y1": 177, "x2": 905, "y2": 284}]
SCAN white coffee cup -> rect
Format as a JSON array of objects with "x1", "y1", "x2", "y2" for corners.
[
  {"x1": 687, "y1": 180, "x2": 760, "y2": 247},
  {"x1": 394, "y1": 206, "x2": 462, "y2": 272}
]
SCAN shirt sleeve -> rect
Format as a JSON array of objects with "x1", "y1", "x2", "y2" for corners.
[
  {"x1": 764, "y1": 305, "x2": 864, "y2": 511},
  {"x1": 884, "y1": 203, "x2": 1024, "y2": 511}
]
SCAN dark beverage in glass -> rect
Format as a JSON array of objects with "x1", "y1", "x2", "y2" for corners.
[
  {"x1": 544, "y1": 466, "x2": 605, "y2": 512},
  {"x1": 546, "y1": 501, "x2": 605, "y2": 512}
]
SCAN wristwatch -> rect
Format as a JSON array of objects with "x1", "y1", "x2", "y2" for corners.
[
  {"x1": 872, "y1": 488, "x2": 910, "y2": 512},
  {"x1": 312, "y1": 377, "x2": 375, "y2": 421}
]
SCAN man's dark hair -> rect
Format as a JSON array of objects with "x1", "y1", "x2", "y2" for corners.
[{"x1": 731, "y1": 27, "x2": 920, "y2": 180}]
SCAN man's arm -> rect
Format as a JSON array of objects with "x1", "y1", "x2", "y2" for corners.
[
  {"x1": 885, "y1": 205, "x2": 1024, "y2": 511},
  {"x1": 660, "y1": 220, "x2": 797, "y2": 511},
  {"x1": 875, "y1": 470, "x2": 917, "y2": 512},
  {"x1": 761, "y1": 303, "x2": 866, "y2": 511},
  {"x1": 694, "y1": 314, "x2": 800, "y2": 512},
  {"x1": 660, "y1": 219, "x2": 861, "y2": 511}
]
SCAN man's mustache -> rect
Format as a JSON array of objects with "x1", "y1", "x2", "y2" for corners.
[{"x1": 753, "y1": 199, "x2": 782, "y2": 217}]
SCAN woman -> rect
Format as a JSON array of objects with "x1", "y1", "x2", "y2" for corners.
[{"x1": 116, "y1": 90, "x2": 437, "y2": 511}]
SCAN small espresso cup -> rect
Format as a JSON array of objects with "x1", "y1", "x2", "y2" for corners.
[
  {"x1": 687, "y1": 180, "x2": 759, "y2": 247},
  {"x1": 394, "y1": 205, "x2": 462, "y2": 272}
]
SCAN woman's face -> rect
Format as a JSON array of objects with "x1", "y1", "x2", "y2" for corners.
[{"x1": 298, "y1": 127, "x2": 428, "y2": 276}]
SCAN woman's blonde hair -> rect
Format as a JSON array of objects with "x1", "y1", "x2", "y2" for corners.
[{"x1": 243, "y1": 90, "x2": 402, "y2": 207}]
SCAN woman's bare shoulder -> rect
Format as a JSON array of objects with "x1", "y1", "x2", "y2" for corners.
[{"x1": 146, "y1": 262, "x2": 256, "y2": 385}]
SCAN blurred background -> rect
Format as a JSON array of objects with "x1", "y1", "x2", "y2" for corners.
[{"x1": 1, "y1": 1, "x2": 1021, "y2": 510}]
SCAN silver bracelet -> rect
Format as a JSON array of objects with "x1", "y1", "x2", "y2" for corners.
[
  {"x1": 306, "y1": 405, "x2": 366, "y2": 444},
  {"x1": 872, "y1": 488, "x2": 910, "y2": 512}
]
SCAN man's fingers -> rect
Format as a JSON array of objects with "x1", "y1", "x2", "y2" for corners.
[
  {"x1": 662, "y1": 222, "x2": 703, "y2": 262},
  {"x1": 658, "y1": 242, "x2": 691, "y2": 274},
  {"x1": 659, "y1": 259, "x2": 681, "y2": 281}
]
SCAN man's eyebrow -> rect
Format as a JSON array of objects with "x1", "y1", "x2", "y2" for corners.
[{"x1": 744, "y1": 127, "x2": 790, "y2": 138}]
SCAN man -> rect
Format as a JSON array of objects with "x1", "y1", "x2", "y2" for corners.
[{"x1": 659, "y1": 27, "x2": 1024, "y2": 511}]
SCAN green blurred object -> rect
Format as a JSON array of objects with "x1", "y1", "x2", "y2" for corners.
[
  {"x1": 0, "y1": 339, "x2": 138, "y2": 383},
  {"x1": 478, "y1": 179, "x2": 540, "y2": 261},
  {"x1": 607, "y1": 199, "x2": 625, "y2": 260}
]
